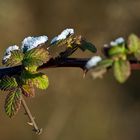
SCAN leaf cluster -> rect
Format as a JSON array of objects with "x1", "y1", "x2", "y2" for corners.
[{"x1": 92, "y1": 34, "x2": 140, "y2": 83}]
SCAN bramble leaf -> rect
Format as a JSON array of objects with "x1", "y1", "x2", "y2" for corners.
[
  {"x1": 23, "y1": 48, "x2": 50, "y2": 72},
  {"x1": 0, "y1": 76, "x2": 18, "y2": 91},
  {"x1": 5, "y1": 88, "x2": 21, "y2": 118},
  {"x1": 128, "y1": 34, "x2": 140, "y2": 52},
  {"x1": 108, "y1": 45, "x2": 126, "y2": 57},
  {"x1": 21, "y1": 71, "x2": 49, "y2": 90},
  {"x1": 98, "y1": 59, "x2": 113, "y2": 68},
  {"x1": 21, "y1": 84, "x2": 35, "y2": 97},
  {"x1": 79, "y1": 40, "x2": 97, "y2": 53},
  {"x1": 32, "y1": 74, "x2": 49, "y2": 89},
  {"x1": 5, "y1": 50, "x2": 23, "y2": 66},
  {"x1": 128, "y1": 34, "x2": 140, "y2": 60},
  {"x1": 113, "y1": 59, "x2": 131, "y2": 83}
]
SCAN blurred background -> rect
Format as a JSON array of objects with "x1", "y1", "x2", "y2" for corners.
[{"x1": 0, "y1": 0, "x2": 140, "y2": 140}]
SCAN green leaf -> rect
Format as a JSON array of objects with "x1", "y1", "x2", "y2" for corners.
[
  {"x1": 21, "y1": 84, "x2": 35, "y2": 97},
  {"x1": 128, "y1": 34, "x2": 140, "y2": 60},
  {"x1": 108, "y1": 45, "x2": 126, "y2": 57},
  {"x1": 113, "y1": 60, "x2": 131, "y2": 83},
  {"x1": 32, "y1": 74, "x2": 49, "y2": 89},
  {"x1": 23, "y1": 48, "x2": 50, "y2": 72},
  {"x1": 98, "y1": 59, "x2": 113, "y2": 68},
  {"x1": 79, "y1": 41, "x2": 97, "y2": 53},
  {"x1": 0, "y1": 76, "x2": 18, "y2": 91},
  {"x1": 5, "y1": 88, "x2": 21, "y2": 118},
  {"x1": 5, "y1": 50, "x2": 23, "y2": 66},
  {"x1": 128, "y1": 34, "x2": 140, "y2": 52},
  {"x1": 21, "y1": 71, "x2": 49, "y2": 90}
]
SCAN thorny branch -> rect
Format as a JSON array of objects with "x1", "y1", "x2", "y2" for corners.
[
  {"x1": 0, "y1": 57, "x2": 140, "y2": 79},
  {"x1": 0, "y1": 57, "x2": 140, "y2": 133}
]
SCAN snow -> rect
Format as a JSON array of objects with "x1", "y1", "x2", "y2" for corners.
[
  {"x1": 5, "y1": 45, "x2": 19, "y2": 55},
  {"x1": 2, "y1": 45, "x2": 19, "y2": 64},
  {"x1": 21, "y1": 36, "x2": 48, "y2": 52},
  {"x1": 85, "y1": 56, "x2": 102, "y2": 69},
  {"x1": 50, "y1": 28, "x2": 74, "y2": 45},
  {"x1": 110, "y1": 37, "x2": 124, "y2": 46}
]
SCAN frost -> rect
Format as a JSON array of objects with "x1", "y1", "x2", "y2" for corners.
[
  {"x1": 85, "y1": 56, "x2": 102, "y2": 69},
  {"x1": 50, "y1": 28, "x2": 74, "y2": 45},
  {"x1": 21, "y1": 36, "x2": 48, "y2": 52},
  {"x1": 5, "y1": 45, "x2": 19, "y2": 55},
  {"x1": 2, "y1": 54, "x2": 11, "y2": 63},
  {"x1": 110, "y1": 37, "x2": 125, "y2": 46},
  {"x1": 2, "y1": 45, "x2": 19, "y2": 64}
]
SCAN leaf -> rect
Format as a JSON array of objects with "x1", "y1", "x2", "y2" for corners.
[
  {"x1": 90, "y1": 59, "x2": 112, "y2": 79},
  {"x1": 98, "y1": 59, "x2": 113, "y2": 68},
  {"x1": 32, "y1": 74, "x2": 49, "y2": 89},
  {"x1": 5, "y1": 88, "x2": 21, "y2": 118},
  {"x1": 21, "y1": 84, "x2": 35, "y2": 97},
  {"x1": 23, "y1": 48, "x2": 50, "y2": 72},
  {"x1": 91, "y1": 68, "x2": 107, "y2": 79},
  {"x1": 59, "y1": 46, "x2": 78, "y2": 58},
  {"x1": 128, "y1": 34, "x2": 140, "y2": 52},
  {"x1": 108, "y1": 45, "x2": 126, "y2": 57},
  {"x1": 79, "y1": 40, "x2": 97, "y2": 53},
  {"x1": 0, "y1": 76, "x2": 18, "y2": 91},
  {"x1": 5, "y1": 50, "x2": 23, "y2": 66},
  {"x1": 51, "y1": 35, "x2": 74, "y2": 47},
  {"x1": 21, "y1": 71, "x2": 49, "y2": 90},
  {"x1": 113, "y1": 60, "x2": 131, "y2": 83}
]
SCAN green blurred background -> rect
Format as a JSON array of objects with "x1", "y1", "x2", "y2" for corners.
[{"x1": 0, "y1": 0, "x2": 140, "y2": 140}]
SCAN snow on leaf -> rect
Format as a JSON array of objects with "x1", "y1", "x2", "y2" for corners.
[
  {"x1": 2, "y1": 45, "x2": 19, "y2": 64},
  {"x1": 110, "y1": 37, "x2": 125, "y2": 47},
  {"x1": 50, "y1": 28, "x2": 74, "y2": 45},
  {"x1": 21, "y1": 36, "x2": 48, "y2": 53}
]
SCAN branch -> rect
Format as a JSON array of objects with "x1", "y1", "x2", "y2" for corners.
[
  {"x1": 0, "y1": 58, "x2": 140, "y2": 79},
  {"x1": 0, "y1": 58, "x2": 89, "y2": 78},
  {"x1": 21, "y1": 95, "x2": 42, "y2": 135}
]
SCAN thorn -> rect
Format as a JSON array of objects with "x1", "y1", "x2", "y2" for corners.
[
  {"x1": 83, "y1": 69, "x2": 88, "y2": 78},
  {"x1": 27, "y1": 122, "x2": 33, "y2": 126}
]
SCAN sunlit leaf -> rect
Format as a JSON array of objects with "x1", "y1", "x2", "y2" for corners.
[
  {"x1": 113, "y1": 59, "x2": 131, "y2": 83},
  {"x1": 5, "y1": 50, "x2": 23, "y2": 66},
  {"x1": 128, "y1": 34, "x2": 140, "y2": 52},
  {"x1": 108, "y1": 45, "x2": 126, "y2": 57},
  {"x1": 5, "y1": 88, "x2": 21, "y2": 118},
  {"x1": 23, "y1": 48, "x2": 50, "y2": 72},
  {"x1": 0, "y1": 76, "x2": 18, "y2": 91},
  {"x1": 22, "y1": 71, "x2": 49, "y2": 90}
]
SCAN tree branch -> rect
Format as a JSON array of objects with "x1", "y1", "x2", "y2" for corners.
[
  {"x1": 0, "y1": 58, "x2": 89, "y2": 78},
  {"x1": 0, "y1": 58, "x2": 140, "y2": 79}
]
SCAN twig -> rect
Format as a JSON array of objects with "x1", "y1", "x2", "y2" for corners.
[
  {"x1": 21, "y1": 95, "x2": 42, "y2": 135},
  {"x1": 0, "y1": 58, "x2": 89, "y2": 78},
  {"x1": 0, "y1": 58, "x2": 140, "y2": 79}
]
